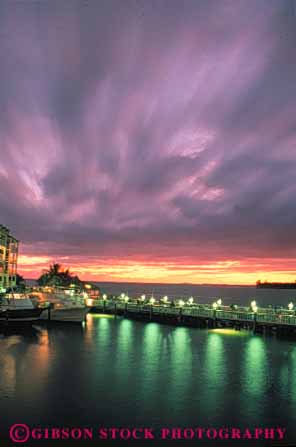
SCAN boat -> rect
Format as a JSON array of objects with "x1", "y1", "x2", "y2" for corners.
[
  {"x1": 39, "y1": 304, "x2": 89, "y2": 323},
  {"x1": 30, "y1": 286, "x2": 89, "y2": 323},
  {"x1": 0, "y1": 293, "x2": 44, "y2": 323},
  {"x1": 256, "y1": 280, "x2": 296, "y2": 289}
]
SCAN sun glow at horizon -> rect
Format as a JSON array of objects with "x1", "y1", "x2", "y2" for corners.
[{"x1": 17, "y1": 253, "x2": 296, "y2": 285}]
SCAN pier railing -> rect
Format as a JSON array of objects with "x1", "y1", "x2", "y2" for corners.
[{"x1": 91, "y1": 299, "x2": 296, "y2": 327}]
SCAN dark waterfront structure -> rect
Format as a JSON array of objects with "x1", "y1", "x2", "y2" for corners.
[
  {"x1": 91, "y1": 299, "x2": 296, "y2": 338},
  {"x1": 257, "y1": 280, "x2": 296, "y2": 289}
]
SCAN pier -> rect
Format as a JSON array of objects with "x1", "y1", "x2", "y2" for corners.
[{"x1": 90, "y1": 299, "x2": 296, "y2": 337}]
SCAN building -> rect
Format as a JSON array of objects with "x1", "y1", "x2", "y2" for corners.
[{"x1": 0, "y1": 225, "x2": 19, "y2": 290}]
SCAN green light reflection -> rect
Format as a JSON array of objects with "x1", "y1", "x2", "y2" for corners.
[
  {"x1": 290, "y1": 348, "x2": 296, "y2": 404},
  {"x1": 139, "y1": 323, "x2": 162, "y2": 400},
  {"x1": 167, "y1": 327, "x2": 193, "y2": 411},
  {"x1": 202, "y1": 333, "x2": 226, "y2": 415},
  {"x1": 114, "y1": 319, "x2": 134, "y2": 383},
  {"x1": 204, "y1": 333, "x2": 226, "y2": 385},
  {"x1": 241, "y1": 337, "x2": 268, "y2": 422},
  {"x1": 243, "y1": 337, "x2": 268, "y2": 396}
]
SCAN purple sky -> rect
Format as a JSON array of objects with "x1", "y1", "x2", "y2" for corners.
[{"x1": 0, "y1": 0, "x2": 296, "y2": 283}]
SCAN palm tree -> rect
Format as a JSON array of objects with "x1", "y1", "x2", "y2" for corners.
[
  {"x1": 37, "y1": 263, "x2": 77, "y2": 287},
  {"x1": 48, "y1": 263, "x2": 63, "y2": 276}
]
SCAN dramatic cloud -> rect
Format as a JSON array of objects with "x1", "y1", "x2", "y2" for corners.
[{"x1": 0, "y1": 0, "x2": 295, "y2": 283}]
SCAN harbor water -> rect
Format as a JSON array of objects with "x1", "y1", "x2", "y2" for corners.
[
  {"x1": 96, "y1": 282, "x2": 296, "y2": 307},
  {"x1": 1, "y1": 283, "x2": 296, "y2": 445}
]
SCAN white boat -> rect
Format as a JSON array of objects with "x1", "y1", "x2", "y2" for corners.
[
  {"x1": 30, "y1": 287, "x2": 89, "y2": 323},
  {"x1": 39, "y1": 304, "x2": 89, "y2": 323},
  {"x1": 0, "y1": 294, "x2": 43, "y2": 323}
]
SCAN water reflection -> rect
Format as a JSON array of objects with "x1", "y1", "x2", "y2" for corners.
[
  {"x1": 202, "y1": 332, "x2": 226, "y2": 415},
  {"x1": 279, "y1": 363, "x2": 289, "y2": 398},
  {"x1": 0, "y1": 316, "x2": 296, "y2": 443},
  {"x1": 241, "y1": 337, "x2": 268, "y2": 421},
  {"x1": 290, "y1": 348, "x2": 296, "y2": 405},
  {"x1": 167, "y1": 327, "x2": 193, "y2": 410},
  {"x1": 141, "y1": 323, "x2": 162, "y2": 391},
  {"x1": 210, "y1": 328, "x2": 249, "y2": 336},
  {"x1": 0, "y1": 326, "x2": 47, "y2": 401},
  {"x1": 115, "y1": 319, "x2": 134, "y2": 384},
  {"x1": 243, "y1": 337, "x2": 268, "y2": 396},
  {"x1": 87, "y1": 315, "x2": 113, "y2": 376},
  {"x1": 0, "y1": 353, "x2": 16, "y2": 394}
]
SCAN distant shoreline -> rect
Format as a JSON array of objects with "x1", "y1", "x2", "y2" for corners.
[{"x1": 24, "y1": 278, "x2": 254, "y2": 288}]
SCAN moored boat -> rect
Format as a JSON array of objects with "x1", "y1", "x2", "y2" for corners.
[
  {"x1": 0, "y1": 294, "x2": 44, "y2": 323},
  {"x1": 30, "y1": 286, "x2": 89, "y2": 323},
  {"x1": 39, "y1": 304, "x2": 89, "y2": 323}
]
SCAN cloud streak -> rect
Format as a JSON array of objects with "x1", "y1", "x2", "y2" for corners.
[{"x1": 0, "y1": 0, "x2": 296, "y2": 283}]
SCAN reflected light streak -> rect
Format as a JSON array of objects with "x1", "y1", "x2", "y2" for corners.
[{"x1": 210, "y1": 328, "x2": 249, "y2": 336}]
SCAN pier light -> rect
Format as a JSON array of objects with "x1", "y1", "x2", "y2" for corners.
[
  {"x1": 188, "y1": 297, "x2": 194, "y2": 305},
  {"x1": 252, "y1": 305, "x2": 258, "y2": 313},
  {"x1": 141, "y1": 294, "x2": 146, "y2": 301},
  {"x1": 163, "y1": 296, "x2": 168, "y2": 303},
  {"x1": 178, "y1": 299, "x2": 185, "y2": 307},
  {"x1": 288, "y1": 302, "x2": 294, "y2": 311},
  {"x1": 150, "y1": 297, "x2": 155, "y2": 305},
  {"x1": 251, "y1": 300, "x2": 257, "y2": 308},
  {"x1": 212, "y1": 302, "x2": 218, "y2": 310},
  {"x1": 124, "y1": 296, "x2": 129, "y2": 303},
  {"x1": 103, "y1": 294, "x2": 107, "y2": 300},
  {"x1": 217, "y1": 299, "x2": 222, "y2": 306},
  {"x1": 121, "y1": 293, "x2": 125, "y2": 299}
]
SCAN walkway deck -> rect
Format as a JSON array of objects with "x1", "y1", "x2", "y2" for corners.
[{"x1": 90, "y1": 299, "x2": 296, "y2": 335}]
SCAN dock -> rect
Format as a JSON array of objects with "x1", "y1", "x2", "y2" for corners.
[{"x1": 90, "y1": 299, "x2": 296, "y2": 337}]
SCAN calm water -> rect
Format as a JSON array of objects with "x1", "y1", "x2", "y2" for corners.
[
  {"x1": 97, "y1": 281, "x2": 296, "y2": 307},
  {"x1": 1, "y1": 283, "x2": 296, "y2": 445},
  {"x1": 27, "y1": 279, "x2": 296, "y2": 306}
]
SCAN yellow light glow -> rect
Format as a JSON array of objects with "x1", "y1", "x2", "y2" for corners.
[{"x1": 210, "y1": 328, "x2": 249, "y2": 336}]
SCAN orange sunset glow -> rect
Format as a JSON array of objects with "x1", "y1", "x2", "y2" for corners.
[{"x1": 18, "y1": 252, "x2": 296, "y2": 285}]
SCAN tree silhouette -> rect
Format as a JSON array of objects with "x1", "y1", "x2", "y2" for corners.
[{"x1": 37, "y1": 263, "x2": 81, "y2": 287}]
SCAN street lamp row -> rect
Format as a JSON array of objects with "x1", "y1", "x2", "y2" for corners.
[{"x1": 103, "y1": 293, "x2": 295, "y2": 313}]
